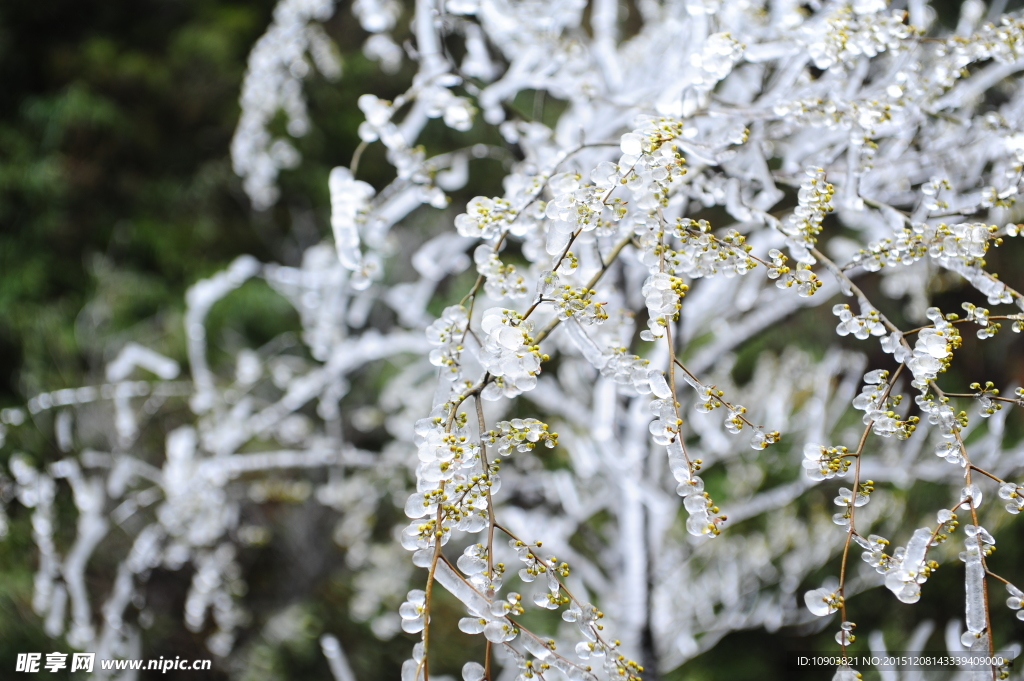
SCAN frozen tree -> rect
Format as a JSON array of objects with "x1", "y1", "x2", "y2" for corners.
[{"x1": 5, "y1": 0, "x2": 1024, "y2": 679}]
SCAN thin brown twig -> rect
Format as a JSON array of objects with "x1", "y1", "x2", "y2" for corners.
[
  {"x1": 970, "y1": 465, "x2": 1006, "y2": 484},
  {"x1": 937, "y1": 377, "x2": 998, "y2": 680},
  {"x1": 475, "y1": 396, "x2": 496, "y2": 681},
  {"x1": 672, "y1": 358, "x2": 768, "y2": 431},
  {"x1": 837, "y1": 363, "x2": 905, "y2": 654}
]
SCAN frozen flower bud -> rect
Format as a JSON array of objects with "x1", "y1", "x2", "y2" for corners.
[
  {"x1": 538, "y1": 270, "x2": 559, "y2": 297},
  {"x1": 834, "y1": 487, "x2": 869, "y2": 507},
  {"x1": 1006, "y1": 583, "x2": 1024, "y2": 618},
  {"x1": 534, "y1": 591, "x2": 560, "y2": 609},
  {"x1": 399, "y1": 589, "x2": 427, "y2": 633},
  {"x1": 863, "y1": 369, "x2": 888, "y2": 385},
  {"x1": 620, "y1": 133, "x2": 643, "y2": 157},
  {"x1": 462, "y1": 662, "x2": 485, "y2": 681},
  {"x1": 475, "y1": 247, "x2": 528, "y2": 300},
  {"x1": 960, "y1": 484, "x2": 982, "y2": 509},
  {"x1": 456, "y1": 196, "x2": 517, "y2": 240},
  {"x1": 329, "y1": 167, "x2": 375, "y2": 270},
  {"x1": 483, "y1": 620, "x2": 517, "y2": 643},
  {"x1": 832, "y1": 666, "x2": 862, "y2": 681},
  {"x1": 1000, "y1": 482, "x2": 1024, "y2": 514},
  {"x1": 459, "y1": 617, "x2": 487, "y2": 634},
  {"x1": 426, "y1": 305, "x2": 470, "y2": 381},
  {"x1": 835, "y1": 623, "x2": 855, "y2": 645},
  {"x1": 804, "y1": 584, "x2": 841, "y2": 616},
  {"x1": 458, "y1": 544, "x2": 488, "y2": 575}
]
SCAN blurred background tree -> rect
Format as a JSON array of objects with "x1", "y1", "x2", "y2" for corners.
[{"x1": 0, "y1": 2, "x2": 398, "y2": 678}]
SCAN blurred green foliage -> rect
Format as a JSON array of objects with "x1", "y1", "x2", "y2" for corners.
[
  {"x1": 0, "y1": 1, "x2": 385, "y2": 678},
  {"x1": 1, "y1": 0, "x2": 279, "y2": 402}
]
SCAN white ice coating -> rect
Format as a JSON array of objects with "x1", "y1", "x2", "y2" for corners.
[
  {"x1": 105, "y1": 343, "x2": 180, "y2": 383},
  {"x1": 965, "y1": 541, "x2": 986, "y2": 634},
  {"x1": 231, "y1": 0, "x2": 341, "y2": 210},
  {"x1": 320, "y1": 634, "x2": 358, "y2": 681},
  {"x1": 329, "y1": 166, "x2": 374, "y2": 271},
  {"x1": 563, "y1": 317, "x2": 609, "y2": 369},
  {"x1": 884, "y1": 526, "x2": 934, "y2": 604},
  {"x1": 648, "y1": 370, "x2": 673, "y2": 399},
  {"x1": 433, "y1": 559, "x2": 493, "y2": 618},
  {"x1": 905, "y1": 527, "x2": 933, "y2": 572}
]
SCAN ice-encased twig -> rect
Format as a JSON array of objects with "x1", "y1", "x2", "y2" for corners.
[
  {"x1": 965, "y1": 540, "x2": 987, "y2": 635},
  {"x1": 321, "y1": 634, "x2": 358, "y2": 681}
]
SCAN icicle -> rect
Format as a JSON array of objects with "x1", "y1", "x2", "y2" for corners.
[
  {"x1": 965, "y1": 540, "x2": 986, "y2": 634},
  {"x1": 648, "y1": 370, "x2": 672, "y2": 398},
  {"x1": 563, "y1": 318, "x2": 608, "y2": 369},
  {"x1": 433, "y1": 558, "x2": 492, "y2": 616},
  {"x1": 904, "y1": 527, "x2": 933, "y2": 572}
]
